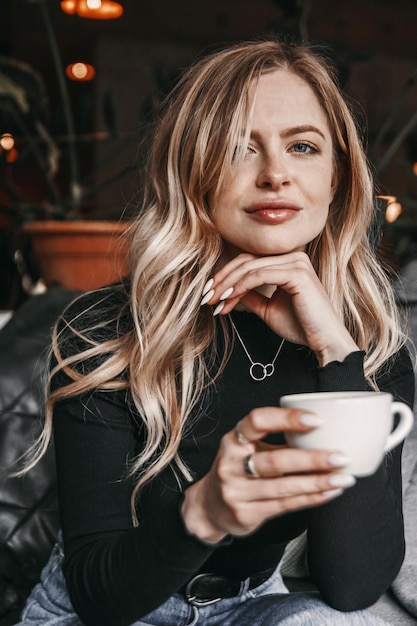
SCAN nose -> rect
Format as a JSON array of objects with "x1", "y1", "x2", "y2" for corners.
[{"x1": 256, "y1": 153, "x2": 290, "y2": 189}]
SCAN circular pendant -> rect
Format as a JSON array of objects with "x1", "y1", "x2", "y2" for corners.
[{"x1": 249, "y1": 362, "x2": 275, "y2": 381}]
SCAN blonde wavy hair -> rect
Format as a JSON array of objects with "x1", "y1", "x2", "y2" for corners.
[{"x1": 30, "y1": 39, "x2": 405, "y2": 518}]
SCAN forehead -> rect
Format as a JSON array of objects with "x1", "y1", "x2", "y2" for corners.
[{"x1": 250, "y1": 69, "x2": 330, "y2": 132}]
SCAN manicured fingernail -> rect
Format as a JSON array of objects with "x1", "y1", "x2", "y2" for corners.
[
  {"x1": 328, "y1": 474, "x2": 356, "y2": 488},
  {"x1": 200, "y1": 289, "x2": 214, "y2": 306},
  {"x1": 328, "y1": 453, "x2": 353, "y2": 467},
  {"x1": 299, "y1": 414, "x2": 323, "y2": 427},
  {"x1": 322, "y1": 488, "x2": 344, "y2": 499},
  {"x1": 202, "y1": 278, "x2": 214, "y2": 295},
  {"x1": 213, "y1": 302, "x2": 225, "y2": 316},
  {"x1": 220, "y1": 287, "x2": 234, "y2": 301}
]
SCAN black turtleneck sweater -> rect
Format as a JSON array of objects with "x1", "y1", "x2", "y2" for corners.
[{"x1": 52, "y1": 284, "x2": 415, "y2": 626}]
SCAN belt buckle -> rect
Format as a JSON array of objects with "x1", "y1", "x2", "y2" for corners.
[{"x1": 185, "y1": 573, "x2": 222, "y2": 607}]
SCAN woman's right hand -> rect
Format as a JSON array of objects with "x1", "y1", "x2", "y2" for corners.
[
  {"x1": 202, "y1": 252, "x2": 359, "y2": 368},
  {"x1": 181, "y1": 406, "x2": 356, "y2": 543}
]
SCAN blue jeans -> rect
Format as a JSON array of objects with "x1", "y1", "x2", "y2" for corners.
[{"x1": 18, "y1": 537, "x2": 390, "y2": 626}]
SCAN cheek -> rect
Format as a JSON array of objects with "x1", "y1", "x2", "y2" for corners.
[
  {"x1": 210, "y1": 203, "x2": 226, "y2": 238},
  {"x1": 317, "y1": 198, "x2": 330, "y2": 221},
  {"x1": 209, "y1": 183, "x2": 228, "y2": 219},
  {"x1": 315, "y1": 171, "x2": 335, "y2": 212},
  {"x1": 310, "y1": 195, "x2": 330, "y2": 235},
  {"x1": 210, "y1": 186, "x2": 236, "y2": 226},
  {"x1": 211, "y1": 210, "x2": 232, "y2": 240}
]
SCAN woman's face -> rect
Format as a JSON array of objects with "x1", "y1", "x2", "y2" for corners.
[{"x1": 211, "y1": 68, "x2": 336, "y2": 259}]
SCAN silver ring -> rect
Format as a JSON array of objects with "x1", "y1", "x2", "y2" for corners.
[
  {"x1": 235, "y1": 422, "x2": 252, "y2": 446},
  {"x1": 244, "y1": 454, "x2": 259, "y2": 478}
]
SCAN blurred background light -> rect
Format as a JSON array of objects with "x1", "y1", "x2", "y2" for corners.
[
  {"x1": 0, "y1": 133, "x2": 15, "y2": 151},
  {"x1": 60, "y1": 0, "x2": 123, "y2": 19},
  {"x1": 65, "y1": 62, "x2": 96, "y2": 81},
  {"x1": 377, "y1": 195, "x2": 404, "y2": 224}
]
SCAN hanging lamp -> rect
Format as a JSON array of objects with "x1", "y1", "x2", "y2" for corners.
[
  {"x1": 66, "y1": 62, "x2": 96, "y2": 81},
  {"x1": 60, "y1": 0, "x2": 123, "y2": 19}
]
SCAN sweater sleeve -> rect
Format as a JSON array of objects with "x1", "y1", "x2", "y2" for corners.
[
  {"x1": 54, "y1": 392, "x2": 217, "y2": 626},
  {"x1": 307, "y1": 346, "x2": 415, "y2": 611}
]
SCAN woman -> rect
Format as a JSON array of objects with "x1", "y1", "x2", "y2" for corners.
[{"x1": 19, "y1": 39, "x2": 414, "y2": 625}]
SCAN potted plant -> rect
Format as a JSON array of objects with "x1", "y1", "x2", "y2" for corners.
[{"x1": 0, "y1": 0, "x2": 135, "y2": 294}]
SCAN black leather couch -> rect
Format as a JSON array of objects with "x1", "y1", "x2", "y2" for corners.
[{"x1": 0, "y1": 289, "x2": 78, "y2": 625}]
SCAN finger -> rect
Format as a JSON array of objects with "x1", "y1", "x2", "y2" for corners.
[
  {"x1": 207, "y1": 265, "x2": 296, "y2": 308},
  {"x1": 236, "y1": 470, "x2": 355, "y2": 502},
  {"x1": 208, "y1": 266, "x2": 317, "y2": 320},
  {"x1": 236, "y1": 406, "x2": 323, "y2": 444},
  {"x1": 250, "y1": 447, "x2": 353, "y2": 478},
  {"x1": 234, "y1": 421, "x2": 253, "y2": 446},
  {"x1": 212, "y1": 252, "x2": 314, "y2": 294},
  {"x1": 203, "y1": 253, "x2": 310, "y2": 307},
  {"x1": 213, "y1": 290, "x2": 269, "y2": 317},
  {"x1": 225, "y1": 266, "x2": 317, "y2": 307},
  {"x1": 211, "y1": 253, "x2": 260, "y2": 284},
  {"x1": 212, "y1": 251, "x2": 309, "y2": 287}
]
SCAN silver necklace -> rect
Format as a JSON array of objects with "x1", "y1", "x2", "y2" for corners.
[{"x1": 231, "y1": 320, "x2": 285, "y2": 382}]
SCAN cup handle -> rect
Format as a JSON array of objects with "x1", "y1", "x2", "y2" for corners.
[{"x1": 384, "y1": 402, "x2": 414, "y2": 453}]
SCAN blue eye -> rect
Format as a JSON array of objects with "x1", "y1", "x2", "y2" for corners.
[{"x1": 291, "y1": 142, "x2": 316, "y2": 154}]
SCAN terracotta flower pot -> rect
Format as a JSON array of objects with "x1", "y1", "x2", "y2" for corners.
[{"x1": 22, "y1": 220, "x2": 130, "y2": 291}]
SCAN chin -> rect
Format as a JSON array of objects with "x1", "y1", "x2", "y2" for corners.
[
  {"x1": 223, "y1": 239, "x2": 308, "y2": 258},
  {"x1": 249, "y1": 244, "x2": 305, "y2": 256}
]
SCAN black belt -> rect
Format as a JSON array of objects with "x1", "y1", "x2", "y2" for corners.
[{"x1": 183, "y1": 570, "x2": 274, "y2": 606}]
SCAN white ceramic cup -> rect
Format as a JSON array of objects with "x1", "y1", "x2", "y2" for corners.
[{"x1": 280, "y1": 391, "x2": 414, "y2": 477}]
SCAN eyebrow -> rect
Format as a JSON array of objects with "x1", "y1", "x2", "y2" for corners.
[
  {"x1": 282, "y1": 125, "x2": 327, "y2": 140},
  {"x1": 250, "y1": 125, "x2": 327, "y2": 141}
]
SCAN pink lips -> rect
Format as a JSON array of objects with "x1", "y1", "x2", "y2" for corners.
[{"x1": 245, "y1": 201, "x2": 301, "y2": 224}]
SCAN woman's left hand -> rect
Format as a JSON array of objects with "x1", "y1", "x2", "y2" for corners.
[{"x1": 202, "y1": 251, "x2": 359, "y2": 366}]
